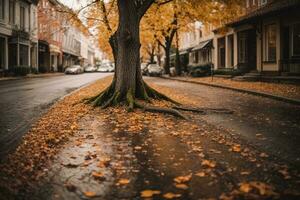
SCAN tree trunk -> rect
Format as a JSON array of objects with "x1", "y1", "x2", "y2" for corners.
[
  {"x1": 175, "y1": 31, "x2": 181, "y2": 76},
  {"x1": 164, "y1": 43, "x2": 171, "y2": 75},
  {"x1": 86, "y1": 0, "x2": 187, "y2": 119}
]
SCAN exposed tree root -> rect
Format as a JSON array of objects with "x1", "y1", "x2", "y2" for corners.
[
  {"x1": 173, "y1": 106, "x2": 234, "y2": 114},
  {"x1": 84, "y1": 80, "x2": 189, "y2": 119},
  {"x1": 144, "y1": 83, "x2": 181, "y2": 105},
  {"x1": 134, "y1": 101, "x2": 188, "y2": 120}
]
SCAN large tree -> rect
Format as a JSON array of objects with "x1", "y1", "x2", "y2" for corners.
[{"x1": 86, "y1": 0, "x2": 243, "y2": 116}]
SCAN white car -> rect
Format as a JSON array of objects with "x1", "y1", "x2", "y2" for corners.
[
  {"x1": 84, "y1": 65, "x2": 97, "y2": 72},
  {"x1": 147, "y1": 64, "x2": 163, "y2": 76},
  {"x1": 64, "y1": 65, "x2": 84, "y2": 74}
]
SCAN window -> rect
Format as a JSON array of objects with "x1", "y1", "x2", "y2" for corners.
[
  {"x1": 246, "y1": 0, "x2": 249, "y2": 8},
  {"x1": 265, "y1": 24, "x2": 277, "y2": 62},
  {"x1": 20, "y1": 6, "x2": 25, "y2": 30},
  {"x1": 193, "y1": 51, "x2": 199, "y2": 63},
  {"x1": 9, "y1": 0, "x2": 15, "y2": 24},
  {"x1": 0, "y1": 37, "x2": 5, "y2": 70},
  {"x1": 292, "y1": 23, "x2": 300, "y2": 56},
  {"x1": 19, "y1": 44, "x2": 29, "y2": 66},
  {"x1": 199, "y1": 30, "x2": 202, "y2": 38},
  {"x1": 0, "y1": 0, "x2": 5, "y2": 20}
]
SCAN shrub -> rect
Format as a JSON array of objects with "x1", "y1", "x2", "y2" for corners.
[
  {"x1": 30, "y1": 67, "x2": 39, "y2": 74},
  {"x1": 12, "y1": 66, "x2": 30, "y2": 76},
  {"x1": 188, "y1": 63, "x2": 213, "y2": 77}
]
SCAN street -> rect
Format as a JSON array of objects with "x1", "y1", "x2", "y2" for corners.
[{"x1": 0, "y1": 73, "x2": 112, "y2": 158}]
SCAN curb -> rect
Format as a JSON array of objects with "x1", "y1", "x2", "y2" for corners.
[
  {"x1": 160, "y1": 76, "x2": 300, "y2": 106},
  {"x1": 0, "y1": 73, "x2": 64, "y2": 82}
]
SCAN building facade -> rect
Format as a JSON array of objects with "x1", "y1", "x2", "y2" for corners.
[
  {"x1": 229, "y1": 0, "x2": 300, "y2": 75},
  {"x1": 179, "y1": 0, "x2": 300, "y2": 76},
  {"x1": 38, "y1": 0, "x2": 64, "y2": 72},
  {"x1": 0, "y1": 0, "x2": 39, "y2": 74}
]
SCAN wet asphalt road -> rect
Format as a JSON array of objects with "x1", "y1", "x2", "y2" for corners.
[
  {"x1": 146, "y1": 77, "x2": 300, "y2": 167},
  {"x1": 0, "y1": 73, "x2": 112, "y2": 159}
]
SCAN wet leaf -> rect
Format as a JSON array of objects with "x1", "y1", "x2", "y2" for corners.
[
  {"x1": 92, "y1": 172, "x2": 105, "y2": 181},
  {"x1": 201, "y1": 160, "x2": 216, "y2": 168},
  {"x1": 117, "y1": 178, "x2": 130, "y2": 185},
  {"x1": 84, "y1": 191, "x2": 96, "y2": 198},
  {"x1": 232, "y1": 145, "x2": 241, "y2": 152},
  {"x1": 163, "y1": 192, "x2": 182, "y2": 199},
  {"x1": 195, "y1": 172, "x2": 206, "y2": 177},
  {"x1": 174, "y1": 183, "x2": 189, "y2": 190},
  {"x1": 174, "y1": 174, "x2": 192, "y2": 183},
  {"x1": 140, "y1": 190, "x2": 161, "y2": 198}
]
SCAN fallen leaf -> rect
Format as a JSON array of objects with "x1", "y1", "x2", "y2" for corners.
[
  {"x1": 232, "y1": 145, "x2": 241, "y2": 152},
  {"x1": 117, "y1": 178, "x2": 130, "y2": 185},
  {"x1": 201, "y1": 160, "x2": 216, "y2": 168},
  {"x1": 140, "y1": 190, "x2": 161, "y2": 198},
  {"x1": 174, "y1": 174, "x2": 192, "y2": 183},
  {"x1": 239, "y1": 183, "x2": 251, "y2": 193},
  {"x1": 195, "y1": 172, "x2": 206, "y2": 177},
  {"x1": 163, "y1": 193, "x2": 182, "y2": 199},
  {"x1": 174, "y1": 183, "x2": 189, "y2": 190},
  {"x1": 134, "y1": 146, "x2": 142, "y2": 150},
  {"x1": 84, "y1": 191, "x2": 96, "y2": 198},
  {"x1": 92, "y1": 172, "x2": 105, "y2": 181}
]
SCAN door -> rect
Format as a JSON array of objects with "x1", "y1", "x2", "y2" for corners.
[{"x1": 0, "y1": 37, "x2": 5, "y2": 70}]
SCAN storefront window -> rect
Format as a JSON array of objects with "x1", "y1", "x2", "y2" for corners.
[
  {"x1": 292, "y1": 23, "x2": 300, "y2": 56},
  {"x1": 0, "y1": 37, "x2": 5, "y2": 70},
  {"x1": 265, "y1": 24, "x2": 277, "y2": 62},
  {"x1": 19, "y1": 44, "x2": 29, "y2": 66}
]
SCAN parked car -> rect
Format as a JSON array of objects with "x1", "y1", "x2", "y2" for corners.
[
  {"x1": 147, "y1": 64, "x2": 163, "y2": 76},
  {"x1": 141, "y1": 63, "x2": 149, "y2": 75},
  {"x1": 84, "y1": 65, "x2": 97, "y2": 72},
  {"x1": 97, "y1": 63, "x2": 115, "y2": 73},
  {"x1": 65, "y1": 65, "x2": 84, "y2": 74}
]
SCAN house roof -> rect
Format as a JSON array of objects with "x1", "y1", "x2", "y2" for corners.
[
  {"x1": 228, "y1": 0, "x2": 300, "y2": 26},
  {"x1": 191, "y1": 40, "x2": 213, "y2": 52}
]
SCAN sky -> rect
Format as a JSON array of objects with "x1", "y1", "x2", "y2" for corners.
[{"x1": 59, "y1": 0, "x2": 87, "y2": 10}]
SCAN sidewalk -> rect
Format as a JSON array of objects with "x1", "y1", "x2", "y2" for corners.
[
  {"x1": 162, "y1": 75, "x2": 300, "y2": 105},
  {"x1": 0, "y1": 73, "x2": 64, "y2": 81}
]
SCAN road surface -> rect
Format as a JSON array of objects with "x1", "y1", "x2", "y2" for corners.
[{"x1": 0, "y1": 73, "x2": 111, "y2": 159}]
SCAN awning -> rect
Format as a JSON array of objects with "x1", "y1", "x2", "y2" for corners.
[
  {"x1": 49, "y1": 44, "x2": 61, "y2": 54},
  {"x1": 191, "y1": 40, "x2": 212, "y2": 52}
]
